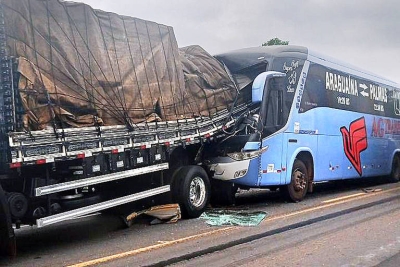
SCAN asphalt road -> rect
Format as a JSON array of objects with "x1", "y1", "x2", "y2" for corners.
[
  {"x1": 172, "y1": 190, "x2": 400, "y2": 267},
  {"x1": 1, "y1": 178, "x2": 400, "y2": 267}
]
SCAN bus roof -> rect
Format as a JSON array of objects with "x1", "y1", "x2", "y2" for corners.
[
  {"x1": 214, "y1": 45, "x2": 308, "y2": 73},
  {"x1": 215, "y1": 45, "x2": 399, "y2": 88},
  {"x1": 307, "y1": 49, "x2": 399, "y2": 88}
]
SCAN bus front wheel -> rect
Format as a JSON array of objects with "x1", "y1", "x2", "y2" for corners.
[
  {"x1": 284, "y1": 159, "x2": 309, "y2": 202},
  {"x1": 210, "y1": 180, "x2": 238, "y2": 206}
]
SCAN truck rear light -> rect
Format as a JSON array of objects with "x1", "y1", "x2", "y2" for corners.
[
  {"x1": 112, "y1": 149, "x2": 119, "y2": 154},
  {"x1": 10, "y1": 162, "x2": 22, "y2": 168},
  {"x1": 76, "y1": 153, "x2": 85, "y2": 159},
  {"x1": 36, "y1": 159, "x2": 46, "y2": 165}
]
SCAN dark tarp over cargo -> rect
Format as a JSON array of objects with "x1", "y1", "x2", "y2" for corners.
[
  {"x1": 1, "y1": 0, "x2": 237, "y2": 131},
  {"x1": 179, "y1": 45, "x2": 237, "y2": 118}
]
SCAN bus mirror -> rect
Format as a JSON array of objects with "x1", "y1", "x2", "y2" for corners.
[{"x1": 252, "y1": 71, "x2": 286, "y2": 103}]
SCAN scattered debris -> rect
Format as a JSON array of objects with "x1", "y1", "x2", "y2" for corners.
[
  {"x1": 200, "y1": 210, "x2": 267, "y2": 227},
  {"x1": 125, "y1": 204, "x2": 181, "y2": 227},
  {"x1": 362, "y1": 188, "x2": 383, "y2": 193}
]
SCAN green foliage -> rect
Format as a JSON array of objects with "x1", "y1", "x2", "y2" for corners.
[{"x1": 262, "y1": 38, "x2": 289, "y2": 46}]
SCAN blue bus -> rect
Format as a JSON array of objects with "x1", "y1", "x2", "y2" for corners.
[{"x1": 206, "y1": 45, "x2": 400, "y2": 203}]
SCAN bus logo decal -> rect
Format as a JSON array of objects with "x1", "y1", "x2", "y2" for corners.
[{"x1": 340, "y1": 117, "x2": 368, "y2": 176}]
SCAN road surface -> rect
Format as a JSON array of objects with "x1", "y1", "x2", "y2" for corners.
[{"x1": 1, "y1": 178, "x2": 399, "y2": 267}]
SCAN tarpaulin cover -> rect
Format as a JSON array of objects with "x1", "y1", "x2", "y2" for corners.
[
  {"x1": 1, "y1": 0, "x2": 237, "y2": 130},
  {"x1": 179, "y1": 45, "x2": 237, "y2": 118}
]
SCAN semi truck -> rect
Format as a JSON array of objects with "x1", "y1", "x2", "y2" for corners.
[
  {"x1": 0, "y1": 0, "x2": 258, "y2": 256},
  {"x1": 0, "y1": 0, "x2": 233, "y2": 255}
]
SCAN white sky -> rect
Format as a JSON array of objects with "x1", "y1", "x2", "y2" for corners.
[{"x1": 78, "y1": 0, "x2": 400, "y2": 84}]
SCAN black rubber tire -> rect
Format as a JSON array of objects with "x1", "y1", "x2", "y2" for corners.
[
  {"x1": 172, "y1": 166, "x2": 210, "y2": 219},
  {"x1": 389, "y1": 156, "x2": 400, "y2": 183},
  {"x1": 284, "y1": 159, "x2": 309, "y2": 202},
  {"x1": 0, "y1": 185, "x2": 16, "y2": 258},
  {"x1": 210, "y1": 180, "x2": 238, "y2": 206}
]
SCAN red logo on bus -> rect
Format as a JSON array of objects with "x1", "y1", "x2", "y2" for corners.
[{"x1": 340, "y1": 117, "x2": 368, "y2": 176}]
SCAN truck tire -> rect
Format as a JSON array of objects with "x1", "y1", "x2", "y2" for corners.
[
  {"x1": 172, "y1": 166, "x2": 210, "y2": 218},
  {"x1": 284, "y1": 159, "x2": 309, "y2": 202},
  {"x1": 389, "y1": 155, "x2": 400, "y2": 183},
  {"x1": 0, "y1": 185, "x2": 16, "y2": 258}
]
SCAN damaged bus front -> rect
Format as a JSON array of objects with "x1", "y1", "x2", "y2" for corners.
[{"x1": 205, "y1": 46, "x2": 308, "y2": 204}]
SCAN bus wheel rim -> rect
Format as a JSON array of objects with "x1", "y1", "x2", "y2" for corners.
[{"x1": 293, "y1": 169, "x2": 307, "y2": 192}]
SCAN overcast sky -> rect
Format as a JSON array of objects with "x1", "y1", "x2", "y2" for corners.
[{"x1": 78, "y1": 0, "x2": 400, "y2": 84}]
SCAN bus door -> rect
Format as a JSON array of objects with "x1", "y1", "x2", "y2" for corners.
[
  {"x1": 316, "y1": 133, "x2": 344, "y2": 181},
  {"x1": 258, "y1": 84, "x2": 286, "y2": 186}
]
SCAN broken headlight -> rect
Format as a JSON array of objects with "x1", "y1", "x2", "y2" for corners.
[{"x1": 227, "y1": 146, "x2": 268, "y2": 161}]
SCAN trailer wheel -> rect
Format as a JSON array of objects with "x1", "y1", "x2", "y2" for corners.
[
  {"x1": 0, "y1": 185, "x2": 16, "y2": 258},
  {"x1": 284, "y1": 159, "x2": 309, "y2": 202},
  {"x1": 389, "y1": 155, "x2": 400, "y2": 183},
  {"x1": 172, "y1": 166, "x2": 210, "y2": 218}
]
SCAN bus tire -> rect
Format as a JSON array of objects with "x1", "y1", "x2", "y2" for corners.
[
  {"x1": 172, "y1": 166, "x2": 210, "y2": 219},
  {"x1": 210, "y1": 180, "x2": 237, "y2": 206},
  {"x1": 0, "y1": 185, "x2": 16, "y2": 258},
  {"x1": 389, "y1": 156, "x2": 400, "y2": 183},
  {"x1": 284, "y1": 159, "x2": 309, "y2": 202}
]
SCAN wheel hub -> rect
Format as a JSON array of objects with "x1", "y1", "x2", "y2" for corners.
[
  {"x1": 292, "y1": 169, "x2": 307, "y2": 192},
  {"x1": 189, "y1": 177, "x2": 206, "y2": 208}
]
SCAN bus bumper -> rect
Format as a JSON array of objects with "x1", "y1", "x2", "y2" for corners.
[{"x1": 208, "y1": 158, "x2": 251, "y2": 181}]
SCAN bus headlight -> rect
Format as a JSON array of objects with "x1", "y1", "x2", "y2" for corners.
[{"x1": 227, "y1": 146, "x2": 268, "y2": 161}]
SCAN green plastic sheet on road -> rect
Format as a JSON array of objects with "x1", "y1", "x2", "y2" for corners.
[{"x1": 200, "y1": 210, "x2": 268, "y2": 227}]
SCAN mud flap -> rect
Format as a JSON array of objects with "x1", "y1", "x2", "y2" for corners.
[{"x1": 0, "y1": 185, "x2": 16, "y2": 258}]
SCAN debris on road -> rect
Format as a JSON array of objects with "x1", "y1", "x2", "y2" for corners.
[
  {"x1": 125, "y1": 204, "x2": 181, "y2": 226},
  {"x1": 362, "y1": 188, "x2": 383, "y2": 193},
  {"x1": 200, "y1": 210, "x2": 267, "y2": 226}
]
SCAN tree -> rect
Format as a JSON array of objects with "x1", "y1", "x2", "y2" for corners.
[{"x1": 262, "y1": 38, "x2": 289, "y2": 46}]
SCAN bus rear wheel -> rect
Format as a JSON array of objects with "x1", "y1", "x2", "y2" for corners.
[
  {"x1": 284, "y1": 159, "x2": 309, "y2": 202},
  {"x1": 389, "y1": 156, "x2": 400, "y2": 183},
  {"x1": 172, "y1": 166, "x2": 210, "y2": 219}
]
